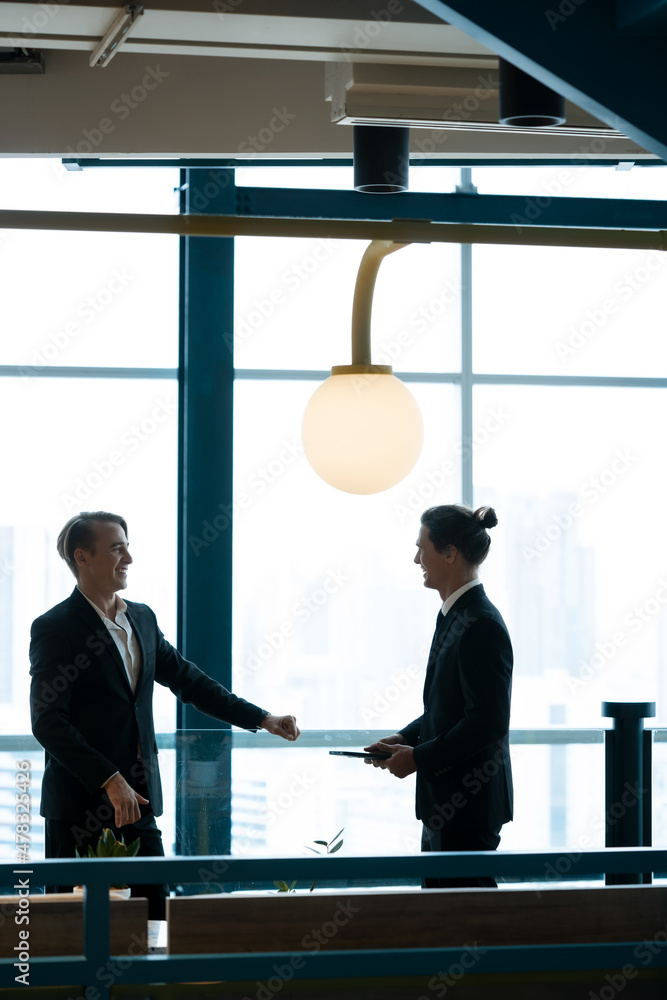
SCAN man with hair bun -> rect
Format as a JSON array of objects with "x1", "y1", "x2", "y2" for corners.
[
  {"x1": 366, "y1": 503, "x2": 513, "y2": 888},
  {"x1": 30, "y1": 511, "x2": 300, "y2": 917}
]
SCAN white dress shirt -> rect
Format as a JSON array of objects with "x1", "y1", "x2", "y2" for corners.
[
  {"x1": 440, "y1": 577, "x2": 482, "y2": 618},
  {"x1": 79, "y1": 589, "x2": 142, "y2": 693}
]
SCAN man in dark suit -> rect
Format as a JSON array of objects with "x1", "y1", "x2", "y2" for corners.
[
  {"x1": 366, "y1": 504, "x2": 513, "y2": 888},
  {"x1": 30, "y1": 511, "x2": 300, "y2": 917}
]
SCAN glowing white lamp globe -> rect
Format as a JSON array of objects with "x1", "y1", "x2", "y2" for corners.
[
  {"x1": 302, "y1": 240, "x2": 426, "y2": 494},
  {"x1": 302, "y1": 365, "x2": 423, "y2": 494}
]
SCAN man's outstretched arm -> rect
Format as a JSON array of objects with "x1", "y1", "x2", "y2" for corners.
[{"x1": 152, "y1": 617, "x2": 300, "y2": 739}]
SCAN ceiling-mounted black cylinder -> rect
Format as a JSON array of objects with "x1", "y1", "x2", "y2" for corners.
[
  {"x1": 353, "y1": 125, "x2": 409, "y2": 194},
  {"x1": 498, "y1": 58, "x2": 566, "y2": 127}
]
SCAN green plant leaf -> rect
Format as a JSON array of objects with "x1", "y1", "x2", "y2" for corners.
[
  {"x1": 288, "y1": 881, "x2": 297, "y2": 892},
  {"x1": 312, "y1": 840, "x2": 328, "y2": 846},
  {"x1": 310, "y1": 880, "x2": 317, "y2": 892},
  {"x1": 127, "y1": 837, "x2": 141, "y2": 857},
  {"x1": 273, "y1": 880, "x2": 289, "y2": 892},
  {"x1": 77, "y1": 828, "x2": 141, "y2": 863},
  {"x1": 329, "y1": 840, "x2": 343, "y2": 854},
  {"x1": 328, "y1": 828, "x2": 344, "y2": 846},
  {"x1": 305, "y1": 846, "x2": 322, "y2": 854}
]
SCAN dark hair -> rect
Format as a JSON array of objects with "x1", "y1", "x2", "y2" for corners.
[
  {"x1": 57, "y1": 512, "x2": 128, "y2": 578},
  {"x1": 420, "y1": 504, "x2": 498, "y2": 566}
]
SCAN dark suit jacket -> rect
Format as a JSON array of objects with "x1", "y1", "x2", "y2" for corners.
[
  {"x1": 401, "y1": 584, "x2": 513, "y2": 833},
  {"x1": 29, "y1": 587, "x2": 267, "y2": 821}
]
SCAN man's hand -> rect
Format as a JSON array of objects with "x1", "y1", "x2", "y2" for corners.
[
  {"x1": 260, "y1": 714, "x2": 300, "y2": 741},
  {"x1": 104, "y1": 774, "x2": 149, "y2": 827},
  {"x1": 363, "y1": 732, "x2": 405, "y2": 767},
  {"x1": 366, "y1": 740, "x2": 417, "y2": 779}
]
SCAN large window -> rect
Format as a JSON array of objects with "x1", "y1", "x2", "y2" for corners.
[
  {"x1": 232, "y1": 169, "x2": 464, "y2": 735},
  {"x1": 472, "y1": 243, "x2": 667, "y2": 377},
  {"x1": 231, "y1": 163, "x2": 667, "y2": 857},
  {"x1": 0, "y1": 160, "x2": 180, "y2": 736},
  {"x1": 3, "y1": 160, "x2": 667, "y2": 866}
]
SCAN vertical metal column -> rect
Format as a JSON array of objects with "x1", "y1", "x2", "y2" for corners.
[
  {"x1": 456, "y1": 167, "x2": 477, "y2": 508},
  {"x1": 602, "y1": 700, "x2": 655, "y2": 885},
  {"x1": 176, "y1": 167, "x2": 237, "y2": 861}
]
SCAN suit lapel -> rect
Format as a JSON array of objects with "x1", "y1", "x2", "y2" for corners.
[
  {"x1": 423, "y1": 609, "x2": 450, "y2": 700},
  {"x1": 124, "y1": 604, "x2": 147, "y2": 693},
  {"x1": 422, "y1": 585, "x2": 485, "y2": 699},
  {"x1": 427, "y1": 609, "x2": 449, "y2": 667}
]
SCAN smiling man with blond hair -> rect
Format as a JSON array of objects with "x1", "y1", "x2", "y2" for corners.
[{"x1": 30, "y1": 510, "x2": 299, "y2": 917}]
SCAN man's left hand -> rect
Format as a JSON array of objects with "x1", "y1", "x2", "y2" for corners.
[
  {"x1": 374, "y1": 741, "x2": 417, "y2": 779},
  {"x1": 260, "y1": 714, "x2": 300, "y2": 741}
]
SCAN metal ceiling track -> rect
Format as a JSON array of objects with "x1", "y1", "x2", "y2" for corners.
[{"x1": 1, "y1": 209, "x2": 666, "y2": 252}]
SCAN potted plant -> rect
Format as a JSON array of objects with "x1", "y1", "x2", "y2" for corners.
[
  {"x1": 74, "y1": 828, "x2": 141, "y2": 899},
  {"x1": 274, "y1": 828, "x2": 344, "y2": 893}
]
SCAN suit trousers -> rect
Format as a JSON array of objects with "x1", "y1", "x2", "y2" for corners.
[
  {"x1": 421, "y1": 824, "x2": 501, "y2": 889},
  {"x1": 44, "y1": 764, "x2": 169, "y2": 920}
]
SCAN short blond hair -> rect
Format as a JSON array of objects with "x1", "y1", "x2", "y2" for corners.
[{"x1": 57, "y1": 512, "x2": 128, "y2": 578}]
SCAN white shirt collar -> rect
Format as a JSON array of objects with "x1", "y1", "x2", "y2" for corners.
[
  {"x1": 78, "y1": 587, "x2": 128, "y2": 623},
  {"x1": 440, "y1": 578, "x2": 482, "y2": 618}
]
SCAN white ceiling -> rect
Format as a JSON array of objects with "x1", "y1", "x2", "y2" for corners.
[
  {"x1": 0, "y1": 2, "x2": 652, "y2": 160},
  {"x1": 1, "y1": 3, "x2": 494, "y2": 64}
]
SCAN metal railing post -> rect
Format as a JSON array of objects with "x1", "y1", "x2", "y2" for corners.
[{"x1": 602, "y1": 700, "x2": 655, "y2": 885}]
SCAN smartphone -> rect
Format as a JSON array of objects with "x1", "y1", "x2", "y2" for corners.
[{"x1": 329, "y1": 750, "x2": 391, "y2": 760}]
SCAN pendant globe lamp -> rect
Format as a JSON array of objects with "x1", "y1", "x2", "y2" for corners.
[{"x1": 302, "y1": 241, "x2": 424, "y2": 495}]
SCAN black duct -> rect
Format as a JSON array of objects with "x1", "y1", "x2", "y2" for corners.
[
  {"x1": 353, "y1": 125, "x2": 410, "y2": 193},
  {"x1": 499, "y1": 59, "x2": 566, "y2": 127}
]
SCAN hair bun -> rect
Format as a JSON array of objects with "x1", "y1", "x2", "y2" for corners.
[{"x1": 474, "y1": 506, "x2": 498, "y2": 529}]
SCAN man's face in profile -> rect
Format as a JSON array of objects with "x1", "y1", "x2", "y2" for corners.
[
  {"x1": 414, "y1": 524, "x2": 451, "y2": 594},
  {"x1": 76, "y1": 521, "x2": 132, "y2": 595}
]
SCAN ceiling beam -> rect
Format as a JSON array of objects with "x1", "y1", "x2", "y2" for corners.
[
  {"x1": 1, "y1": 208, "x2": 666, "y2": 252},
  {"x1": 410, "y1": 0, "x2": 667, "y2": 161}
]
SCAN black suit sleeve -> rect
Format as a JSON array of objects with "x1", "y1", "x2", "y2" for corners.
[
  {"x1": 400, "y1": 716, "x2": 423, "y2": 747},
  {"x1": 412, "y1": 617, "x2": 512, "y2": 776},
  {"x1": 29, "y1": 617, "x2": 118, "y2": 795},
  {"x1": 154, "y1": 623, "x2": 268, "y2": 730}
]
